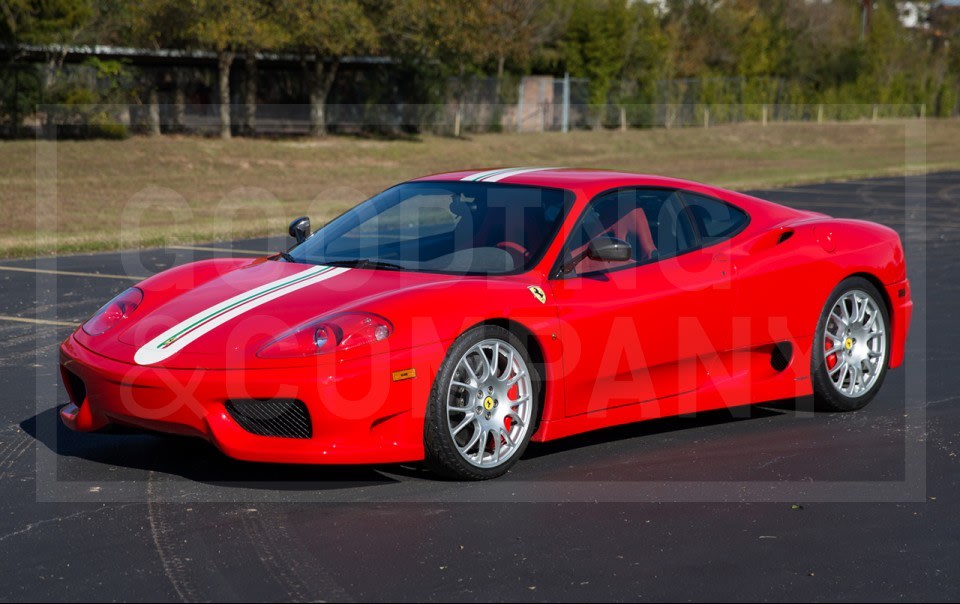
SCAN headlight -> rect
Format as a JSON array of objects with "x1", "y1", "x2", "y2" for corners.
[
  {"x1": 82, "y1": 287, "x2": 143, "y2": 336},
  {"x1": 257, "y1": 312, "x2": 393, "y2": 359}
]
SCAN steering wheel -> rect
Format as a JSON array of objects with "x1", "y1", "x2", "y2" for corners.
[{"x1": 495, "y1": 241, "x2": 530, "y2": 266}]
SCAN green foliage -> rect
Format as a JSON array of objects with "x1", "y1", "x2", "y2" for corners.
[
  {"x1": 381, "y1": 0, "x2": 490, "y2": 77},
  {"x1": 46, "y1": 85, "x2": 129, "y2": 139},
  {"x1": 132, "y1": 0, "x2": 286, "y2": 52},
  {"x1": 558, "y1": 0, "x2": 630, "y2": 105},
  {"x1": 129, "y1": 0, "x2": 196, "y2": 48},
  {"x1": 0, "y1": 64, "x2": 40, "y2": 134},
  {"x1": 3, "y1": 0, "x2": 960, "y2": 136},
  {"x1": 281, "y1": 0, "x2": 377, "y2": 56},
  {"x1": 0, "y1": 0, "x2": 94, "y2": 46}
]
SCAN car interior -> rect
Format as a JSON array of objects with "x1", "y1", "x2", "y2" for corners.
[{"x1": 567, "y1": 189, "x2": 697, "y2": 276}]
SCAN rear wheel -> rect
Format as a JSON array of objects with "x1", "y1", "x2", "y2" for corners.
[
  {"x1": 811, "y1": 277, "x2": 890, "y2": 411},
  {"x1": 424, "y1": 325, "x2": 539, "y2": 480}
]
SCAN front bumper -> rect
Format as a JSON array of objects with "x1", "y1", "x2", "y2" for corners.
[{"x1": 59, "y1": 335, "x2": 444, "y2": 464}]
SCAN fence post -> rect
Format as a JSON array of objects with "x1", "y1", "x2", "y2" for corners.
[
  {"x1": 704, "y1": 106, "x2": 709, "y2": 129},
  {"x1": 762, "y1": 104, "x2": 768, "y2": 127},
  {"x1": 517, "y1": 79, "x2": 524, "y2": 133},
  {"x1": 12, "y1": 67, "x2": 18, "y2": 137},
  {"x1": 872, "y1": 104, "x2": 878, "y2": 122},
  {"x1": 920, "y1": 103, "x2": 926, "y2": 119},
  {"x1": 148, "y1": 87, "x2": 161, "y2": 136},
  {"x1": 562, "y1": 72, "x2": 570, "y2": 133},
  {"x1": 818, "y1": 104, "x2": 824, "y2": 124},
  {"x1": 173, "y1": 69, "x2": 186, "y2": 132},
  {"x1": 454, "y1": 103, "x2": 462, "y2": 137},
  {"x1": 538, "y1": 78, "x2": 546, "y2": 131},
  {"x1": 620, "y1": 106, "x2": 627, "y2": 131}
]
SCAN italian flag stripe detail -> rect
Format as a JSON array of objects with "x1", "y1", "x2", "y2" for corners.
[{"x1": 154, "y1": 265, "x2": 334, "y2": 350}]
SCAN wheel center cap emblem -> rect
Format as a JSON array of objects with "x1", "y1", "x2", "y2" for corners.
[
  {"x1": 844, "y1": 337, "x2": 854, "y2": 350},
  {"x1": 483, "y1": 396, "x2": 495, "y2": 411}
]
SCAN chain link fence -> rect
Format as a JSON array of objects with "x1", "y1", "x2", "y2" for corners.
[{"x1": 0, "y1": 62, "x2": 939, "y2": 139}]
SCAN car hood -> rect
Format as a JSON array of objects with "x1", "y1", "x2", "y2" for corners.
[
  {"x1": 75, "y1": 257, "x2": 553, "y2": 370},
  {"x1": 78, "y1": 258, "x2": 462, "y2": 368}
]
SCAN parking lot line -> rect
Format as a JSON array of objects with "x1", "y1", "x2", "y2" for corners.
[
  {"x1": 0, "y1": 266, "x2": 144, "y2": 280},
  {"x1": 0, "y1": 314, "x2": 76, "y2": 327}
]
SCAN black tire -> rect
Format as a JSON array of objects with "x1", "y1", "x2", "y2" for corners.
[
  {"x1": 811, "y1": 276, "x2": 891, "y2": 412},
  {"x1": 424, "y1": 325, "x2": 541, "y2": 480}
]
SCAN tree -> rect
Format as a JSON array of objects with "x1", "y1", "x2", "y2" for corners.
[
  {"x1": 234, "y1": 4, "x2": 284, "y2": 136},
  {"x1": 190, "y1": 0, "x2": 283, "y2": 139},
  {"x1": 131, "y1": 0, "x2": 195, "y2": 133},
  {"x1": 616, "y1": 0, "x2": 668, "y2": 123},
  {"x1": 558, "y1": 0, "x2": 630, "y2": 115},
  {"x1": 479, "y1": 0, "x2": 558, "y2": 101},
  {"x1": 930, "y1": 0, "x2": 960, "y2": 115},
  {"x1": 0, "y1": 0, "x2": 98, "y2": 135},
  {"x1": 281, "y1": 0, "x2": 377, "y2": 136},
  {"x1": 0, "y1": 0, "x2": 94, "y2": 89},
  {"x1": 382, "y1": 0, "x2": 491, "y2": 135},
  {"x1": 136, "y1": 0, "x2": 282, "y2": 138}
]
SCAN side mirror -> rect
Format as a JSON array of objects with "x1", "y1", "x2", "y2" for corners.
[
  {"x1": 288, "y1": 216, "x2": 311, "y2": 244},
  {"x1": 560, "y1": 235, "x2": 633, "y2": 275},
  {"x1": 587, "y1": 236, "x2": 632, "y2": 262}
]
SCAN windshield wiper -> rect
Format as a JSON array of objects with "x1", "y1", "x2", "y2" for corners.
[
  {"x1": 322, "y1": 259, "x2": 407, "y2": 271},
  {"x1": 273, "y1": 251, "x2": 296, "y2": 262}
]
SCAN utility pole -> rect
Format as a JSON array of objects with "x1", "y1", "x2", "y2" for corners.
[{"x1": 517, "y1": 78, "x2": 525, "y2": 133}]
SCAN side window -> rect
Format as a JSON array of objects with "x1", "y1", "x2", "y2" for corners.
[
  {"x1": 681, "y1": 193, "x2": 748, "y2": 245},
  {"x1": 649, "y1": 192, "x2": 697, "y2": 258},
  {"x1": 562, "y1": 188, "x2": 697, "y2": 277}
]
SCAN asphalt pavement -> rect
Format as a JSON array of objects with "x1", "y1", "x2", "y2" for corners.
[{"x1": 0, "y1": 172, "x2": 955, "y2": 601}]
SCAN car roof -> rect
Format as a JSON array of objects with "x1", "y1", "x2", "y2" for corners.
[
  {"x1": 411, "y1": 167, "x2": 817, "y2": 227},
  {"x1": 412, "y1": 167, "x2": 708, "y2": 190}
]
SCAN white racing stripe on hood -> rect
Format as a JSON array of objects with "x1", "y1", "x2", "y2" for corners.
[{"x1": 133, "y1": 265, "x2": 349, "y2": 366}]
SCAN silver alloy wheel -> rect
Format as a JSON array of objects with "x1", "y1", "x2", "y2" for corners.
[
  {"x1": 823, "y1": 289, "x2": 887, "y2": 398},
  {"x1": 445, "y1": 338, "x2": 533, "y2": 468}
]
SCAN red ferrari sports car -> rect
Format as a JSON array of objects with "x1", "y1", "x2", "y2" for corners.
[{"x1": 59, "y1": 168, "x2": 912, "y2": 479}]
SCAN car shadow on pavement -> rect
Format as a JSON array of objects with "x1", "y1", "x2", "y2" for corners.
[
  {"x1": 20, "y1": 407, "x2": 403, "y2": 490},
  {"x1": 522, "y1": 396, "x2": 814, "y2": 460},
  {"x1": 20, "y1": 397, "x2": 816, "y2": 488}
]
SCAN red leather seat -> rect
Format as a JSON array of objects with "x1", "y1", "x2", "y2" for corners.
[{"x1": 456, "y1": 203, "x2": 550, "y2": 266}]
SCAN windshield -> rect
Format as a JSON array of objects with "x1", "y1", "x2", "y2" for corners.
[{"x1": 288, "y1": 182, "x2": 573, "y2": 275}]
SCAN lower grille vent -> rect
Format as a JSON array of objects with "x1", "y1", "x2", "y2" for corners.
[{"x1": 225, "y1": 399, "x2": 312, "y2": 439}]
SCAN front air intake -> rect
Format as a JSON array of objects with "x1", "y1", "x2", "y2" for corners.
[
  {"x1": 225, "y1": 399, "x2": 312, "y2": 439},
  {"x1": 62, "y1": 368, "x2": 87, "y2": 406}
]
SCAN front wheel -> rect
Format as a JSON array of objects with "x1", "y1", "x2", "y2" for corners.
[
  {"x1": 811, "y1": 277, "x2": 891, "y2": 411},
  {"x1": 424, "y1": 325, "x2": 539, "y2": 480}
]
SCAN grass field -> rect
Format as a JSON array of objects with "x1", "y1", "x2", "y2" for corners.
[{"x1": 0, "y1": 119, "x2": 955, "y2": 258}]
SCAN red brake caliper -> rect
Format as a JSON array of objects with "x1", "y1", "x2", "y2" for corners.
[
  {"x1": 825, "y1": 337, "x2": 837, "y2": 369},
  {"x1": 503, "y1": 382, "x2": 519, "y2": 432}
]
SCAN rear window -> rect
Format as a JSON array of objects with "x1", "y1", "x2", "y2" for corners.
[{"x1": 681, "y1": 193, "x2": 749, "y2": 244}]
